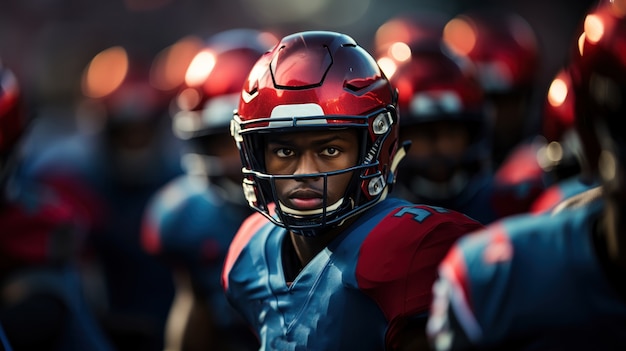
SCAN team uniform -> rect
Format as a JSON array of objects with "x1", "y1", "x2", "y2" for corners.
[
  {"x1": 222, "y1": 198, "x2": 483, "y2": 350},
  {"x1": 427, "y1": 199, "x2": 626, "y2": 350}
]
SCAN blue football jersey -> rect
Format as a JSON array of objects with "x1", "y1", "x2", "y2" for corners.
[
  {"x1": 223, "y1": 197, "x2": 484, "y2": 350},
  {"x1": 427, "y1": 199, "x2": 626, "y2": 350}
]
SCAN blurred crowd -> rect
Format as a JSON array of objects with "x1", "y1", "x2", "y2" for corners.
[{"x1": 1, "y1": 0, "x2": 619, "y2": 350}]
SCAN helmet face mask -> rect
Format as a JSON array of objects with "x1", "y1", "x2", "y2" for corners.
[{"x1": 233, "y1": 105, "x2": 400, "y2": 236}]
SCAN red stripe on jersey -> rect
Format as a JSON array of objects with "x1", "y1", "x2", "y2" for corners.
[
  {"x1": 529, "y1": 185, "x2": 564, "y2": 214},
  {"x1": 221, "y1": 203, "x2": 275, "y2": 290}
]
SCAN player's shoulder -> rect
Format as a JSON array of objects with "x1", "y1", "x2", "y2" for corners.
[
  {"x1": 372, "y1": 198, "x2": 484, "y2": 234},
  {"x1": 152, "y1": 174, "x2": 214, "y2": 204},
  {"x1": 433, "y1": 202, "x2": 604, "y2": 345},
  {"x1": 222, "y1": 206, "x2": 275, "y2": 289},
  {"x1": 358, "y1": 198, "x2": 484, "y2": 257},
  {"x1": 447, "y1": 202, "x2": 601, "y2": 284},
  {"x1": 461, "y1": 200, "x2": 598, "y2": 248},
  {"x1": 227, "y1": 204, "x2": 276, "y2": 253}
]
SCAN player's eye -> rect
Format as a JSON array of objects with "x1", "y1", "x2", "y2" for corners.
[
  {"x1": 321, "y1": 147, "x2": 339, "y2": 157},
  {"x1": 275, "y1": 148, "x2": 294, "y2": 158}
]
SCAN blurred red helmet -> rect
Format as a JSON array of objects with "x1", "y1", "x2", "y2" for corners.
[
  {"x1": 536, "y1": 66, "x2": 584, "y2": 178},
  {"x1": 443, "y1": 9, "x2": 540, "y2": 94},
  {"x1": 570, "y1": 1, "x2": 626, "y2": 175},
  {"x1": 232, "y1": 31, "x2": 401, "y2": 235},
  {"x1": 373, "y1": 11, "x2": 450, "y2": 62},
  {"x1": 542, "y1": 67, "x2": 576, "y2": 143},
  {"x1": 392, "y1": 47, "x2": 486, "y2": 127},
  {"x1": 0, "y1": 63, "x2": 26, "y2": 158},
  {"x1": 173, "y1": 28, "x2": 278, "y2": 140},
  {"x1": 390, "y1": 42, "x2": 492, "y2": 200},
  {"x1": 81, "y1": 45, "x2": 174, "y2": 130}
]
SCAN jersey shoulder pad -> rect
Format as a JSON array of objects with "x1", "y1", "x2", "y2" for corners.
[{"x1": 356, "y1": 204, "x2": 484, "y2": 321}]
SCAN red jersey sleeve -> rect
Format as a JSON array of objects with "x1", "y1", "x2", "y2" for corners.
[{"x1": 355, "y1": 205, "x2": 484, "y2": 346}]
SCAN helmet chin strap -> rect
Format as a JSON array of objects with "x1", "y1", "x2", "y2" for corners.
[{"x1": 390, "y1": 142, "x2": 408, "y2": 175}]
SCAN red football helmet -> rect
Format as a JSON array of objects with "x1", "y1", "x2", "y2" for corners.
[
  {"x1": 390, "y1": 42, "x2": 491, "y2": 201},
  {"x1": 172, "y1": 29, "x2": 278, "y2": 178},
  {"x1": 0, "y1": 62, "x2": 26, "y2": 180},
  {"x1": 232, "y1": 31, "x2": 403, "y2": 235},
  {"x1": 443, "y1": 9, "x2": 541, "y2": 166},
  {"x1": 173, "y1": 29, "x2": 278, "y2": 139},
  {"x1": 80, "y1": 45, "x2": 174, "y2": 135},
  {"x1": 373, "y1": 11, "x2": 450, "y2": 66},
  {"x1": 572, "y1": 1, "x2": 626, "y2": 178},
  {"x1": 442, "y1": 9, "x2": 540, "y2": 94}
]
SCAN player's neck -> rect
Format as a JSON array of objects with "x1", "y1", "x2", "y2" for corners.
[{"x1": 288, "y1": 229, "x2": 338, "y2": 268}]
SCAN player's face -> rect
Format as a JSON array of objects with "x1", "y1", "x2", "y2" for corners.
[
  {"x1": 401, "y1": 120, "x2": 470, "y2": 182},
  {"x1": 264, "y1": 129, "x2": 359, "y2": 211}
]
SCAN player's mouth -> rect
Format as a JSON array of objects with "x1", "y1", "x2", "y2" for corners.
[{"x1": 287, "y1": 189, "x2": 324, "y2": 210}]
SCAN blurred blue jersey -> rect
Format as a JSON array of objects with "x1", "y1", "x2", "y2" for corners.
[
  {"x1": 142, "y1": 174, "x2": 251, "y2": 330},
  {"x1": 427, "y1": 199, "x2": 626, "y2": 350}
]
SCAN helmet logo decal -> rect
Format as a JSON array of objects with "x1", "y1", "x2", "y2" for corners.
[{"x1": 269, "y1": 103, "x2": 328, "y2": 127}]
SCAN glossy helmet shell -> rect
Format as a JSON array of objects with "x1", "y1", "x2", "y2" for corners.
[
  {"x1": 443, "y1": 9, "x2": 540, "y2": 94},
  {"x1": 232, "y1": 31, "x2": 400, "y2": 235},
  {"x1": 571, "y1": 2, "x2": 626, "y2": 176}
]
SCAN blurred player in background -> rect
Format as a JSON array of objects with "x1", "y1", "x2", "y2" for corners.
[
  {"x1": 24, "y1": 45, "x2": 185, "y2": 351},
  {"x1": 427, "y1": 2, "x2": 626, "y2": 349},
  {"x1": 0, "y1": 59, "x2": 114, "y2": 351},
  {"x1": 376, "y1": 14, "x2": 544, "y2": 224},
  {"x1": 443, "y1": 8, "x2": 541, "y2": 168},
  {"x1": 141, "y1": 28, "x2": 278, "y2": 351}
]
